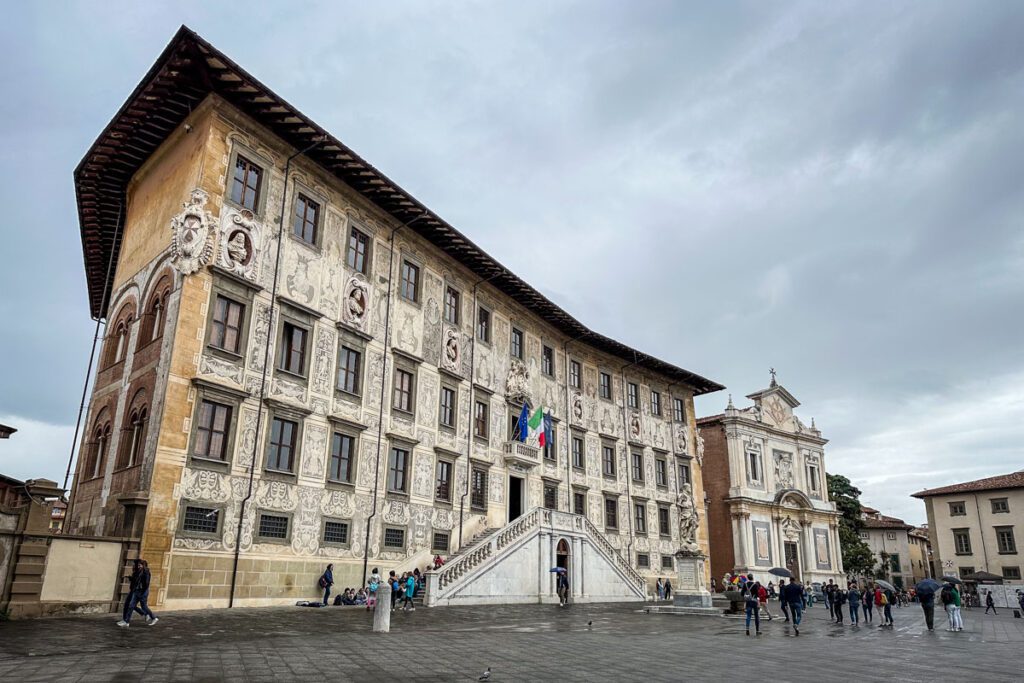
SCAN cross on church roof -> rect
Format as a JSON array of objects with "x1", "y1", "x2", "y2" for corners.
[{"x1": 769, "y1": 367, "x2": 777, "y2": 387}]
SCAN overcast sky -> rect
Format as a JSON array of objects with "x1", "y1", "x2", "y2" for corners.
[{"x1": 1, "y1": 1, "x2": 1022, "y2": 525}]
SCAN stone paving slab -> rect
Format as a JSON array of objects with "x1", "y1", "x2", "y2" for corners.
[{"x1": 1, "y1": 601, "x2": 1022, "y2": 681}]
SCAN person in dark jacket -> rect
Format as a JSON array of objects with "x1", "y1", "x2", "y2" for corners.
[
  {"x1": 664, "y1": 578, "x2": 673, "y2": 601},
  {"x1": 984, "y1": 591, "x2": 997, "y2": 614},
  {"x1": 117, "y1": 559, "x2": 143, "y2": 627},
  {"x1": 918, "y1": 586, "x2": 936, "y2": 630},
  {"x1": 833, "y1": 585, "x2": 847, "y2": 624},
  {"x1": 320, "y1": 564, "x2": 334, "y2": 606},
  {"x1": 744, "y1": 580, "x2": 762, "y2": 636},
  {"x1": 782, "y1": 577, "x2": 804, "y2": 635},
  {"x1": 862, "y1": 582, "x2": 874, "y2": 623},
  {"x1": 118, "y1": 559, "x2": 157, "y2": 627}
]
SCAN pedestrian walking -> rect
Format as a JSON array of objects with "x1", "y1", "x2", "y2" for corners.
[
  {"x1": 656, "y1": 577, "x2": 665, "y2": 600},
  {"x1": 984, "y1": 591, "x2": 997, "y2": 614},
  {"x1": 117, "y1": 559, "x2": 142, "y2": 627},
  {"x1": 757, "y1": 582, "x2": 773, "y2": 621},
  {"x1": 319, "y1": 563, "x2": 334, "y2": 606},
  {"x1": 942, "y1": 583, "x2": 963, "y2": 632},
  {"x1": 402, "y1": 572, "x2": 416, "y2": 611},
  {"x1": 366, "y1": 567, "x2": 381, "y2": 612},
  {"x1": 388, "y1": 570, "x2": 400, "y2": 611},
  {"x1": 862, "y1": 583, "x2": 874, "y2": 623},
  {"x1": 824, "y1": 579, "x2": 836, "y2": 617},
  {"x1": 557, "y1": 572, "x2": 570, "y2": 606},
  {"x1": 744, "y1": 579, "x2": 762, "y2": 636},
  {"x1": 783, "y1": 577, "x2": 804, "y2": 636},
  {"x1": 833, "y1": 585, "x2": 847, "y2": 624},
  {"x1": 664, "y1": 578, "x2": 673, "y2": 601},
  {"x1": 780, "y1": 594, "x2": 790, "y2": 622},
  {"x1": 848, "y1": 583, "x2": 861, "y2": 624},
  {"x1": 918, "y1": 585, "x2": 935, "y2": 630},
  {"x1": 117, "y1": 559, "x2": 157, "y2": 627}
]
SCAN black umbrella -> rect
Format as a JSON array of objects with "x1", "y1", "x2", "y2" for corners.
[
  {"x1": 769, "y1": 567, "x2": 793, "y2": 578},
  {"x1": 941, "y1": 575, "x2": 963, "y2": 585},
  {"x1": 916, "y1": 578, "x2": 941, "y2": 595}
]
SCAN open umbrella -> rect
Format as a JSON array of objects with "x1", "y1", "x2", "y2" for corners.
[
  {"x1": 768, "y1": 567, "x2": 793, "y2": 578},
  {"x1": 916, "y1": 578, "x2": 941, "y2": 595},
  {"x1": 875, "y1": 579, "x2": 897, "y2": 593},
  {"x1": 941, "y1": 575, "x2": 963, "y2": 585},
  {"x1": 549, "y1": 567, "x2": 567, "y2": 573}
]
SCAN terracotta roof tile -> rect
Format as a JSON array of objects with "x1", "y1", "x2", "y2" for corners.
[
  {"x1": 911, "y1": 470, "x2": 1024, "y2": 498},
  {"x1": 862, "y1": 515, "x2": 912, "y2": 530}
]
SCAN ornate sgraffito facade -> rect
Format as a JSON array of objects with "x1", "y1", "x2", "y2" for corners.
[
  {"x1": 699, "y1": 376, "x2": 844, "y2": 588},
  {"x1": 66, "y1": 31, "x2": 722, "y2": 609}
]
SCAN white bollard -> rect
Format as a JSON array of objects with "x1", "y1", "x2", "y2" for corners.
[{"x1": 372, "y1": 583, "x2": 391, "y2": 633}]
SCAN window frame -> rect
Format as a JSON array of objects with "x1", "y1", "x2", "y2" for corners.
[
  {"x1": 995, "y1": 526, "x2": 1017, "y2": 554},
  {"x1": 510, "y1": 326, "x2": 524, "y2": 360},
  {"x1": 571, "y1": 435, "x2": 585, "y2": 470},
  {"x1": 438, "y1": 383, "x2": 458, "y2": 431},
  {"x1": 387, "y1": 445, "x2": 412, "y2": 495},
  {"x1": 434, "y1": 456, "x2": 455, "y2": 504},
  {"x1": 391, "y1": 363, "x2": 417, "y2": 416},
  {"x1": 187, "y1": 381, "x2": 244, "y2": 469},
  {"x1": 599, "y1": 372, "x2": 612, "y2": 400},
  {"x1": 265, "y1": 412, "x2": 303, "y2": 476},
  {"x1": 470, "y1": 465, "x2": 489, "y2": 511},
  {"x1": 291, "y1": 191, "x2": 322, "y2": 248},
  {"x1": 383, "y1": 525, "x2": 407, "y2": 550},
  {"x1": 476, "y1": 305, "x2": 492, "y2": 344},
  {"x1": 345, "y1": 224, "x2": 373, "y2": 276},
  {"x1": 399, "y1": 258, "x2": 421, "y2": 304},
  {"x1": 631, "y1": 451, "x2": 645, "y2": 483},
  {"x1": 991, "y1": 498, "x2": 1010, "y2": 514},
  {"x1": 178, "y1": 501, "x2": 226, "y2": 539},
  {"x1": 654, "y1": 456, "x2": 668, "y2": 488},
  {"x1": 543, "y1": 482, "x2": 558, "y2": 510},
  {"x1": 431, "y1": 530, "x2": 451, "y2": 554},
  {"x1": 658, "y1": 505, "x2": 671, "y2": 537},
  {"x1": 627, "y1": 382, "x2": 638, "y2": 409},
  {"x1": 227, "y1": 151, "x2": 266, "y2": 215},
  {"x1": 601, "y1": 442, "x2": 617, "y2": 478},
  {"x1": 952, "y1": 528, "x2": 972, "y2": 556},
  {"x1": 321, "y1": 517, "x2": 352, "y2": 548},
  {"x1": 326, "y1": 429, "x2": 358, "y2": 485},
  {"x1": 604, "y1": 495, "x2": 618, "y2": 531},
  {"x1": 672, "y1": 397, "x2": 685, "y2": 423},
  {"x1": 948, "y1": 501, "x2": 967, "y2": 516},
  {"x1": 256, "y1": 510, "x2": 293, "y2": 544},
  {"x1": 204, "y1": 276, "x2": 255, "y2": 362},
  {"x1": 637, "y1": 553, "x2": 651, "y2": 569},
  {"x1": 569, "y1": 360, "x2": 581, "y2": 389},
  {"x1": 572, "y1": 489, "x2": 587, "y2": 516},
  {"x1": 633, "y1": 502, "x2": 647, "y2": 534},
  {"x1": 473, "y1": 399, "x2": 489, "y2": 440},
  {"x1": 443, "y1": 284, "x2": 461, "y2": 325},
  {"x1": 651, "y1": 391, "x2": 661, "y2": 417},
  {"x1": 660, "y1": 555, "x2": 674, "y2": 571},
  {"x1": 541, "y1": 345, "x2": 554, "y2": 377}
]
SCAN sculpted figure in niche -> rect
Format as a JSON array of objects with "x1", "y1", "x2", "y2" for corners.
[
  {"x1": 227, "y1": 231, "x2": 249, "y2": 264},
  {"x1": 342, "y1": 275, "x2": 370, "y2": 329},
  {"x1": 571, "y1": 390, "x2": 583, "y2": 423},
  {"x1": 674, "y1": 422, "x2": 689, "y2": 453},
  {"x1": 774, "y1": 451, "x2": 794, "y2": 489},
  {"x1": 629, "y1": 412, "x2": 641, "y2": 441},
  {"x1": 506, "y1": 359, "x2": 531, "y2": 403},
  {"x1": 677, "y1": 483, "x2": 700, "y2": 553},
  {"x1": 441, "y1": 328, "x2": 461, "y2": 373},
  {"x1": 695, "y1": 431, "x2": 705, "y2": 466}
]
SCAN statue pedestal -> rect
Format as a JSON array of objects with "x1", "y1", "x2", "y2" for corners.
[{"x1": 673, "y1": 551, "x2": 714, "y2": 610}]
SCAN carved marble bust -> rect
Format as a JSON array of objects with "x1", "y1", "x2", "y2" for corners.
[{"x1": 342, "y1": 275, "x2": 370, "y2": 330}]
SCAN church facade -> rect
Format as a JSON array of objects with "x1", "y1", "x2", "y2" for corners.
[
  {"x1": 699, "y1": 376, "x2": 844, "y2": 588},
  {"x1": 66, "y1": 27, "x2": 722, "y2": 609}
]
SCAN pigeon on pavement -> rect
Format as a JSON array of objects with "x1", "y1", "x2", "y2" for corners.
[{"x1": 478, "y1": 667, "x2": 491, "y2": 681}]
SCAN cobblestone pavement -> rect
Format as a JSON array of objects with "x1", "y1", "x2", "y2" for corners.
[{"x1": 1, "y1": 600, "x2": 1022, "y2": 682}]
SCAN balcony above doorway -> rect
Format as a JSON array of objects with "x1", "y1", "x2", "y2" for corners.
[{"x1": 503, "y1": 441, "x2": 540, "y2": 468}]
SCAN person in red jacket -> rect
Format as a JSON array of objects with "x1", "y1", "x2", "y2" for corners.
[{"x1": 757, "y1": 582, "x2": 774, "y2": 621}]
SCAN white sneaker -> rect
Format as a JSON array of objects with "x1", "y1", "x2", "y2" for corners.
[
  {"x1": 147, "y1": 617, "x2": 159, "y2": 626},
  {"x1": 116, "y1": 620, "x2": 129, "y2": 628}
]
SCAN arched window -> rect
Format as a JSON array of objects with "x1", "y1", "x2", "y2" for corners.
[
  {"x1": 139, "y1": 275, "x2": 171, "y2": 348},
  {"x1": 102, "y1": 302, "x2": 135, "y2": 368},
  {"x1": 117, "y1": 392, "x2": 149, "y2": 469},
  {"x1": 114, "y1": 321, "x2": 128, "y2": 363},
  {"x1": 88, "y1": 420, "x2": 111, "y2": 479}
]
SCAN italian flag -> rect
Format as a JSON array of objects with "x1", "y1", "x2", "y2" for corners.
[{"x1": 528, "y1": 406, "x2": 547, "y2": 447}]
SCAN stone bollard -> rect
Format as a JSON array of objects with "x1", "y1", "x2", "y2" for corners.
[{"x1": 373, "y1": 584, "x2": 391, "y2": 633}]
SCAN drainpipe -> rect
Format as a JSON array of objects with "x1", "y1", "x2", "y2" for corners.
[
  {"x1": 63, "y1": 199, "x2": 125, "y2": 526},
  {"x1": 562, "y1": 334, "x2": 585, "y2": 511},
  {"x1": 229, "y1": 136, "x2": 325, "y2": 607},
  {"x1": 619, "y1": 352, "x2": 642, "y2": 563},
  {"x1": 972, "y1": 493, "x2": 991, "y2": 574},
  {"x1": 458, "y1": 273, "x2": 500, "y2": 547},
  {"x1": 360, "y1": 212, "x2": 428, "y2": 588}
]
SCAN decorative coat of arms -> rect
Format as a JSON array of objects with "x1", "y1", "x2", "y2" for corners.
[
  {"x1": 440, "y1": 328, "x2": 461, "y2": 374},
  {"x1": 505, "y1": 359, "x2": 531, "y2": 403},
  {"x1": 341, "y1": 275, "x2": 370, "y2": 330},
  {"x1": 170, "y1": 189, "x2": 216, "y2": 275},
  {"x1": 774, "y1": 451, "x2": 795, "y2": 489},
  {"x1": 217, "y1": 208, "x2": 261, "y2": 282}
]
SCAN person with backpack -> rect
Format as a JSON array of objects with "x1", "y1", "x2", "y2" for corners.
[
  {"x1": 943, "y1": 583, "x2": 963, "y2": 632},
  {"x1": 319, "y1": 563, "x2": 334, "y2": 606},
  {"x1": 744, "y1": 579, "x2": 762, "y2": 636},
  {"x1": 847, "y1": 583, "x2": 861, "y2": 625}
]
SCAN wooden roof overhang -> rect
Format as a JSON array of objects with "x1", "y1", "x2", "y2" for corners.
[{"x1": 74, "y1": 26, "x2": 724, "y2": 396}]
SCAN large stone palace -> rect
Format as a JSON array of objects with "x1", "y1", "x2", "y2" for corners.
[{"x1": 67, "y1": 27, "x2": 723, "y2": 609}]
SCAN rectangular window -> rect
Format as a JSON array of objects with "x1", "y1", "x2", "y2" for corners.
[
  {"x1": 292, "y1": 193, "x2": 319, "y2": 245},
  {"x1": 336, "y1": 345, "x2": 362, "y2": 395},
  {"x1": 435, "y1": 460, "x2": 452, "y2": 502},
  {"x1": 346, "y1": 227, "x2": 370, "y2": 275},
  {"x1": 571, "y1": 437, "x2": 584, "y2": 469},
  {"x1": 210, "y1": 295, "x2": 244, "y2": 354},
  {"x1": 542, "y1": 346, "x2": 553, "y2": 376},
  {"x1": 658, "y1": 507, "x2": 670, "y2": 536},
  {"x1": 477, "y1": 307, "x2": 491, "y2": 342},
  {"x1": 807, "y1": 464, "x2": 820, "y2": 493},
  {"x1": 432, "y1": 531, "x2": 451, "y2": 553},
  {"x1": 604, "y1": 497, "x2": 618, "y2": 530},
  {"x1": 953, "y1": 528, "x2": 972, "y2": 555},
  {"x1": 392, "y1": 367, "x2": 414, "y2": 414},
  {"x1": 474, "y1": 400, "x2": 489, "y2": 439},
  {"x1": 388, "y1": 447, "x2": 410, "y2": 493},
  {"x1": 889, "y1": 553, "x2": 900, "y2": 573},
  {"x1": 959, "y1": 566, "x2": 974, "y2": 577},
  {"x1": 651, "y1": 391, "x2": 661, "y2": 417},
  {"x1": 544, "y1": 483, "x2": 558, "y2": 510},
  {"x1": 400, "y1": 260, "x2": 420, "y2": 303},
  {"x1": 569, "y1": 360, "x2": 581, "y2": 389},
  {"x1": 383, "y1": 527, "x2": 406, "y2": 549},
  {"x1": 996, "y1": 526, "x2": 1017, "y2": 554},
  {"x1": 859, "y1": 531, "x2": 869, "y2": 540},
  {"x1": 992, "y1": 498, "x2": 1010, "y2": 514},
  {"x1": 573, "y1": 491, "x2": 586, "y2": 516},
  {"x1": 634, "y1": 503, "x2": 647, "y2": 533},
  {"x1": 602, "y1": 445, "x2": 616, "y2": 477},
  {"x1": 183, "y1": 506, "x2": 219, "y2": 534},
  {"x1": 328, "y1": 432, "x2": 354, "y2": 483},
  {"x1": 257, "y1": 513, "x2": 289, "y2": 540},
  {"x1": 599, "y1": 372, "x2": 611, "y2": 400},
  {"x1": 1002, "y1": 566, "x2": 1022, "y2": 580},
  {"x1": 279, "y1": 322, "x2": 308, "y2": 376},
  {"x1": 631, "y1": 452, "x2": 644, "y2": 482},
  {"x1": 267, "y1": 417, "x2": 298, "y2": 472},
  {"x1": 444, "y1": 286, "x2": 460, "y2": 325},
  {"x1": 886, "y1": 532, "x2": 897, "y2": 541},
  {"x1": 231, "y1": 154, "x2": 262, "y2": 211},
  {"x1": 949, "y1": 501, "x2": 966, "y2": 516},
  {"x1": 655, "y1": 458, "x2": 667, "y2": 487},
  {"x1": 194, "y1": 400, "x2": 232, "y2": 460},
  {"x1": 510, "y1": 327, "x2": 523, "y2": 359},
  {"x1": 637, "y1": 553, "x2": 650, "y2": 569},
  {"x1": 747, "y1": 452, "x2": 761, "y2": 482},
  {"x1": 471, "y1": 468, "x2": 488, "y2": 510},
  {"x1": 678, "y1": 462, "x2": 691, "y2": 486},
  {"x1": 673, "y1": 398, "x2": 685, "y2": 422},
  {"x1": 323, "y1": 520, "x2": 349, "y2": 545},
  {"x1": 439, "y1": 386, "x2": 456, "y2": 429},
  {"x1": 627, "y1": 382, "x2": 638, "y2": 408},
  {"x1": 661, "y1": 555, "x2": 674, "y2": 570}
]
